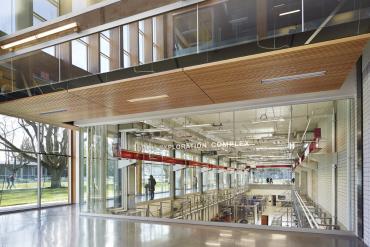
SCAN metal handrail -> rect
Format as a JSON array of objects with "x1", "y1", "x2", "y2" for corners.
[
  {"x1": 174, "y1": 189, "x2": 246, "y2": 220},
  {"x1": 293, "y1": 190, "x2": 319, "y2": 229}
]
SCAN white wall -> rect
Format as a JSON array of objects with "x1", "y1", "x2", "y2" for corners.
[
  {"x1": 304, "y1": 102, "x2": 355, "y2": 231},
  {"x1": 336, "y1": 99, "x2": 354, "y2": 230},
  {"x1": 362, "y1": 41, "x2": 370, "y2": 246},
  {"x1": 316, "y1": 117, "x2": 334, "y2": 215}
]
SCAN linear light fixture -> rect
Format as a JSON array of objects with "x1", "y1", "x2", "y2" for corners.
[
  {"x1": 184, "y1": 123, "x2": 212, "y2": 128},
  {"x1": 252, "y1": 118, "x2": 285, "y2": 124},
  {"x1": 279, "y1": 9, "x2": 301, "y2": 16},
  {"x1": 40, "y1": 109, "x2": 67, "y2": 115},
  {"x1": 1, "y1": 22, "x2": 78, "y2": 50},
  {"x1": 127, "y1": 94, "x2": 169, "y2": 103},
  {"x1": 206, "y1": 129, "x2": 233, "y2": 134},
  {"x1": 255, "y1": 146, "x2": 287, "y2": 151},
  {"x1": 261, "y1": 71, "x2": 326, "y2": 84},
  {"x1": 139, "y1": 128, "x2": 170, "y2": 133}
]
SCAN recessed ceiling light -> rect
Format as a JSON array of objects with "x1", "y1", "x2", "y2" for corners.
[
  {"x1": 261, "y1": 71, "x2": 326, "y2": 84},
  {"x1": 279, "y1": 9, "x2": 301, "y2": 16},
  {"x1": 127, "y1": 94, "x2": 169, "y2": 103},
  {"x1": 40, "y1": 109, "x2": 67, "y2": 115}
]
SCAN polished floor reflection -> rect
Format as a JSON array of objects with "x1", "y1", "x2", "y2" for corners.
[{"x1": 0, "y1": 206, "x2": 365, "y2": 247}]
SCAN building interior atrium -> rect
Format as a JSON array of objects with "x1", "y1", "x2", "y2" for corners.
[{"x1": 80, "y1": 99, "x2": 355, "y2": 232}]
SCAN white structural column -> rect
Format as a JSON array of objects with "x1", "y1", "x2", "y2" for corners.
[
  {"x1": 362, "y1": 41, "x2": 370, "y2": 246},
  {"x1": 170, "y1": 148, "x2": 175, "y2": 199}
]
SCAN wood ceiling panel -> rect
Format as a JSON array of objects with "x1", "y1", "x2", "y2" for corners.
[
  {"x1": 0, "y1": 70, "x2": 213, "y2": 125},
  {"x1": 0, "y1": 90, "x2": 121, "y2": 124},
  {"x1": 0, "y1": 34, "x2": 368, "y2": 127},
  {"x1": 69, "y1": 70, "x2": 213, "y2": 115},
  {"x1": 185, "y1": 34, "x2": 370, "y2": 103}
]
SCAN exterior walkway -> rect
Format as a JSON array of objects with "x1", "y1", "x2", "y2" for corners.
[{"x1": 0, "y1": 206, "x2": 365, "y2": 247}]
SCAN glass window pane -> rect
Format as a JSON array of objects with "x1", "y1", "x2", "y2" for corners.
[
  {"x1": 42, "y1": 46, "x2": 55, "y2": 56},
  {"x1": 41, "y1": 155, "x2": 69, "y2": 204},
  {"x1": 33, "y1": 0, "x2": 58, "y2": 21},
  {"x1": 101, "y1": 30, "x2": 110, "y2": 38},
  {"x1": 123, "y1": 25, "x2": 130, "y2": 51},
  {"x1": 72, "y1": 39, "x2": 88, "y2": 71},
  {"x1": 10, "y1": 49, "x2": 60, "y2": 91},
  {"x1": 139, "y1": 20, "x2": 144, "y2": 31},
  {"x1": 100, "y1": 55, "x2": 110, "y2": 73},
  {"x1": 40, "y1": 123, "x2": 70, "y2": 155},
  {"x1": 100, "y1": 35, "x2": 110, "y2": 57},
  {"x1": 139, "y1": 33, "x2": 144, "y2": 64},
  {"x1": 0, "y1": 115, "x2": 38, "y2": 152},
  {"x1": 123, "y1": 54, "x2": 130, "y2": 68},
  {"x1": 0, "y1": 151, "x2": 38, "y2": 208},
  {"x1": 0, "y1": 1, "x2": 13, "y2": 35}
]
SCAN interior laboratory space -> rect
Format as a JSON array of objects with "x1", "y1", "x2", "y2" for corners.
[{"x1": 0, "y1": 0, "x2": 370, "y2": 247}]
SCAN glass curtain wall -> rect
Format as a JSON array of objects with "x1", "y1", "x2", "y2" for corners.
[
  {"x1": 80, "y1": 125, "x2": 108, "y2": 213},
  {"x1": 251, "y1": 168, "x2": 292, "y2": 184},
  {"x1": 78, "y1": 99, "x2": 356, "y2": 233},
  {"x1": 0, "y1": 114, "x2": 70, "y2": 209},
  {"x1": 136, "y1": 140, "x2": 170, "y2": 198},
  {"x1": 2, "y1": 0, "x2": 369, "y2": 95}
]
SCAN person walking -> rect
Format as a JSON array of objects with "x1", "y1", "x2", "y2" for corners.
[
  {"x1": 148, "y1": 175, "x2": 156, "y2": 200},
  {"x1": 6, "y1": 175, "x2": 10, "y2": 189},
  {"x1": 193, "y1": 175, "x2": 198, "y2": 192},
  {"x1": 8, "y1": 173, "x2": 15, "y2": 189}
]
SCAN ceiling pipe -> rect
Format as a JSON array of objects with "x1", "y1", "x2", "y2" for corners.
[{"x1": 301, "y1": 118, "x2": 311, "y2": 142}]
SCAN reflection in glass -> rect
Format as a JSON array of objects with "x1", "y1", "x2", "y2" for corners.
[
  {"x1": 10, "y1": 49, "x2": 60, "y2": 91},
  {"x1": 0, "y1": 59, "x2": 13, "y2": 94}
]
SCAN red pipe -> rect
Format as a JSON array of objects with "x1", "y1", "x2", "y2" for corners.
[
  {"x1": 120, "y1": 150, "x2": 242, "y2": 171},
  {"x1": 120, "y1": 150, "x2": 292, "y2": 171}
]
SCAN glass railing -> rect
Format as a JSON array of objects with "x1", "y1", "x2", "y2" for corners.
[{"x1": 0, "y1": 0, "x2": 369, "y2": 96}]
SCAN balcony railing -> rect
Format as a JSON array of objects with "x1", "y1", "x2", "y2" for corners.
[
  {"x1": 0, "y1": 0, "x2": 369, "y2": 96},
  {"x1": 292, "y1": 190, "x2": 338, "y2": 230}
]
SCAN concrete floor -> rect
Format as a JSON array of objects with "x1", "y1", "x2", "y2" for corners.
[{"x1": 0, "y1": 206, "x2": 365, "y2": 247}]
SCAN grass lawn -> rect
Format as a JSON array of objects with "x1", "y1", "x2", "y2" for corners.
[{"x1": 0, "y1": 186, "x2": 68, "y2": 207}]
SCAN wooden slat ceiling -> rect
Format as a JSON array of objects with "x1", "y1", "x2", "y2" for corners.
[{"x1": 0, "y1": 34, "x2": 369, "y2": 128}]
